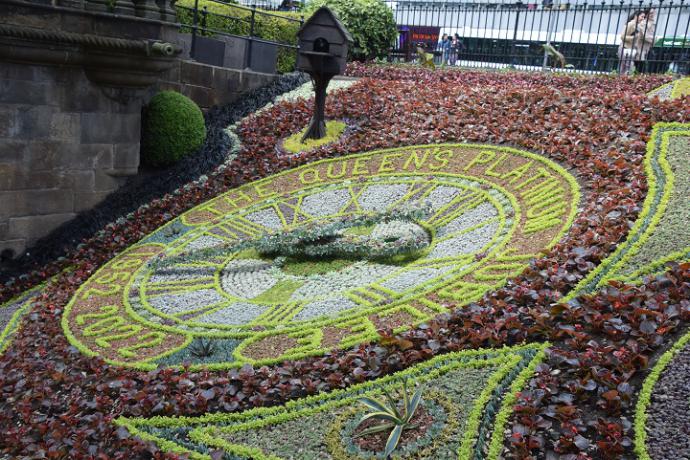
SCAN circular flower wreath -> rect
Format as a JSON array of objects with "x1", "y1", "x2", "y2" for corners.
[{"x1": 0, "y1": 66, "x2": 689, "y2": 459}]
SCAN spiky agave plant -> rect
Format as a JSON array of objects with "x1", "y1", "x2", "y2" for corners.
[
  {"x1": 189, "y1": 338, "x2": 217, "y2": 359},
  {"x1": 354, "y1": 378, "x2": 423, "y2": 458}
]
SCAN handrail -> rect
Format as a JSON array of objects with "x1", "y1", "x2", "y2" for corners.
[
  {"x1": 178, "y1": 13, "x2": 299, "y2": 49},
  {"x1": 203, "y1": 0, "x2": 304, "y2": 24}
]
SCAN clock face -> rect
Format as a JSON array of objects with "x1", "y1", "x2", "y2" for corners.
[{"x1": 63, "y1": 144, "x2": 579, "y2": 369}]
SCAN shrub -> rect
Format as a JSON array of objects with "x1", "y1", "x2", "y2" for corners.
[
  {"x1": 175, "y1": 0, "x2": 302, "y2": 73},
  {"x1": 304, "y1": 0, "x2": 397, "y2": 60},
  {"x1": 141, "y1": 91, "x2": 206, "y2": 167}
]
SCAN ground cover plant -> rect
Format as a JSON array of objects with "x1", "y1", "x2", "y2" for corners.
[
  {"x1": 59, "y1": 142, "x2": 578, "y2": 371},
  {"x1": 1, "y1": 66, "x2": 690, "y2": 459},
  {"x1": 646, "y1": 76, "x2": 690, "y2": 101}
]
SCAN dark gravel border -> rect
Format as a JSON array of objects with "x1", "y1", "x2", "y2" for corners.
[
  {"x1": 645, "y1": 340, "x2": 690, "y2": 459},
  {"x1": 0, "y1": 72, "x2": 309, "y2": 282}
]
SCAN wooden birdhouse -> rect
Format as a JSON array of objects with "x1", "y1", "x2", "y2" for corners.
[{"x1": 297, "y1": 6, "x2": 353, "y2": 75}]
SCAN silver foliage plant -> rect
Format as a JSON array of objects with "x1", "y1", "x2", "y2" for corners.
[{"x1": 151, "y1": 203, "x2": 433, "y2": 271}]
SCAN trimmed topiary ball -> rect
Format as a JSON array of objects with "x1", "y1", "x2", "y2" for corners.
[{"x1": 141, "y1": 91, "x2": 207, "y2": 167}]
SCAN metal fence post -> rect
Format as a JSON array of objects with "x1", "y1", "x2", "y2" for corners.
[
  {"x1": 513, "y1": 2, "x2": 523, "y2": 41},
  {"x1": 298, "y1": 14, "x2": 304, "y2": 65},
  {"x1": 512, "y1": 1, "x2": 523, "y2": 64},
  {"x1": 190, "y1": 0, "x2": 199, "y2": 60},
  {"x1": 201, "y1": 5, "x2": 208, "y2": 32},
  {"x1": 542, "y1": 4, "x2": 555, "y2": 70},
  {"x1": 245, "y1": 5, "x2": 257, "y2": 70}
]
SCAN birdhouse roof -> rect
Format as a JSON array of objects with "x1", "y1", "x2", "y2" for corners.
[{"x1": 298, "y1": 7, "x2": 353, "y2": 44}]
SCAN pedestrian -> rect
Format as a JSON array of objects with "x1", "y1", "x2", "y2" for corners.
[
  {"x1": 618, "y1": 9, "x2": 656, "y2": 75},
  {"x1": 453, "y1": 33, "x2": 465, "y2": 65},
  {"x1": 450, "y1": 36, "x2": 458, "y2": 65},
  {"x1": 618, "y1": 11, "x2": 642, "y2": 75},
  {"x1": 439, "y1": 34, "x2": 452, "y2": 66},
  {"x1": 633, "y1": 9, "x2": 656, "y2": 73},
  {"x1": 437, "y1": 34, "x2": 447, "y2": 65}
]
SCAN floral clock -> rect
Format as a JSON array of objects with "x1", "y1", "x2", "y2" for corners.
[{"x1": 62, "y1": 144, "x2": 579, "y2": 370}]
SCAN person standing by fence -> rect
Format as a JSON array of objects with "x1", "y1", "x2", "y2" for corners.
[
  {"x1": 449, "y1": 35, "x2": 459, "y2": 65},
  {"x1": 437, "y1": 33, "x2": 448, "y2": 65},
  {"x1": 634, "y1": 9, "x2": 657, "y2": 73},
  {"x1": 619, "y1": 11, "x2": 642, "y2": 74},
  {"x1": 453, "y1": 33, "x2": 464, "y2": 65},
  {"x1": 442, "y1": 34, "x2": 452, "y2": 65},
  {"x1": 618, "y1": 9, "x2": 657, "y2": 75}
]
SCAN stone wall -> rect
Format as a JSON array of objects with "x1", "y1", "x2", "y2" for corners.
[
  {"x1": 159, "y1": 60, "x2": 279, "y2": 110},
  {"x1": 0, "y1": 61, "x2": 143, "y2": 259},
  {"x1": 0, "y1": 0, "x2": 183, "y2": 260},
  {"x1": 0, "y1": 1, "x2": 284, "y2": 261},
  {"x1": 162, "y1": 33, "x2": 280, "y2": 109},
  {"x1": 0, "y1": 57, "x2": 280, "y2": 260}
]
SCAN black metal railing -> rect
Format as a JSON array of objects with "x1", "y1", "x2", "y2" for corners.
[
  {"x1": 231, "y1": 0, "x2": 306, "y2": 12},
  {"x1": 18, "y1": 0, "x2": 177, "y2": 21},
  {"x1": 177, "y1": 0, "x2": 303, "y2": 72},
  {"x1": 384, "y1": 0, "x2": 690, "y2": 74}
]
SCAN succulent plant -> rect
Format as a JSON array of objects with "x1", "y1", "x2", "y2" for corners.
[
  {"x1": 189, "y1": 339, "x2": 217, "y2": 359},
  {"x1": 354, "y1": 378, "x2": 424, "y2": 458}
]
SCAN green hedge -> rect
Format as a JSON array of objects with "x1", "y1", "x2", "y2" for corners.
[
  {"x1": 175, "y1": 0, "x2": 302, "y2": 73},
  {"x1": 141, "y1": 91, "x2": 206, "y2": 167},
  {"x1": 305, "y1": 0, "x2": 397, "y2": 60}
]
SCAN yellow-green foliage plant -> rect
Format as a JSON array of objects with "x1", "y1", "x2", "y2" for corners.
[
  {"x1": 416, "y1": 47, "x2": 435, "y2": 70},
  {"x1": 634, "y1": 329, "x2": 690, "y2": 460},
  {"x1": 564, "y1": 123, "x2": 690, "y2": 299},
  {"x1": 671, "y1": 77, "x2": 690, "y2": 98},
  {"x1": 282, "y1": 120, "x2": 346, "y2": 153},
  {"x1": 60, "y1": 144, "x2": 579, "y2": 371},
  {"x1": 647, "y1": 77, "x2": 690, "y2": 100}
]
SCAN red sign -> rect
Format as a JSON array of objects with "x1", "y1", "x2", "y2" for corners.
[{"x1": 399, "y1": 25, "x2": 441, "y2": 48}]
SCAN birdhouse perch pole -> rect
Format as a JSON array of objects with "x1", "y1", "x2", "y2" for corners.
[
  {"x1": 302, "y1": 71, "x2": 333, "y2": 141},
  {"x1": 296, "y1": 7, "x2": 353, "y2": 142}
]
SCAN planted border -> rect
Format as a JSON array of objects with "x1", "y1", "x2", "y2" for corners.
[
  {"x1": 648, "y1": 77, "x2": 690, "y2": 101},
  {"x1": 634, "y1": 328, "x2": 690, "y2": 460},
  {"x1": 564, "y1": 123, "x2": 687, "y2": 298},
  {"x1": 117, "y1": 343, "x2": 546, "y2": 460}
]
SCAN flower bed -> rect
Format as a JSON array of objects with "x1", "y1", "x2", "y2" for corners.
[
  {"x1": 1, "y1": 66, "x2": 689, "y2": 459},
  {"x1": 119, "y1": 344, "x2": 546, "y2": 459}
]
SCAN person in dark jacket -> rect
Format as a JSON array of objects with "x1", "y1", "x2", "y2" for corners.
[{"x1": 452, "y1": 33, "x2": 465, "y2": 65}]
